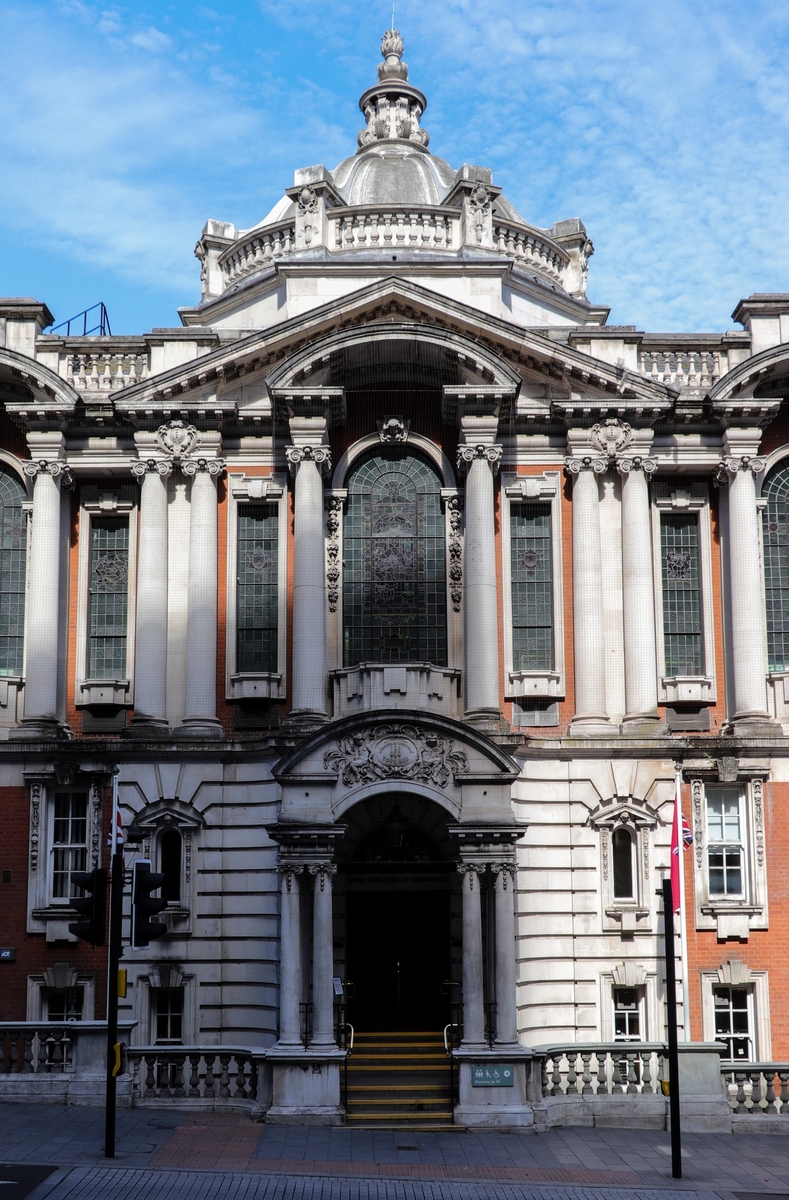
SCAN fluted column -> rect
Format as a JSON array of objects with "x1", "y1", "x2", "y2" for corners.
[
  {"x1": 15, "y1": 456, "x2": 70, "y2": 738},
  {"x1": 180, "y1": 457, "x2": 224, "y2": 738},
  {"x1": 276, "y1": 864, "x2": 304, "y2": 1048},
  {"x1": 491, "y1": 862, "x2": 518, "y2": 1047},
  {"x1": 129, "y1": 460, "x2": 172, "y2": 732},
  {"x1": 565, "y1": 457, "x2": 610, "y2": 731},
  {"x1": 458, "y1": 863, "x2": 486, "y2": 1048},
  {"x1": 309, "y1": 862, "x2": 337, "y2": 1049},
  {"x1": 457, "y1": 440, "x2": 502, "y2": 725},
  {"x1": 616, "y1": 455, "x2": 661, "y2": 727},
  {"x1": 719, "y1": 453, "x2": 773, "y2": 727},
  {"x1": 286, "y1": 422, "x2": 331, "y2": 726}
]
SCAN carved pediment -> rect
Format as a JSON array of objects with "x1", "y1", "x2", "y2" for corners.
[
  {"x1": 324, "y1": 723, "x2": 469, "y2": 788},
  {"x1": 588, "y1": 797, "x2": 660, "y2": 831}
]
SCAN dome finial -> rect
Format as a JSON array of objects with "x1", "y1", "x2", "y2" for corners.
[
  {"x1": 357, "y1": 28, "x2": 429, "y2": 150},
  {"x1": 379, "y1": 28, "x2": 407, "y2": 81}
]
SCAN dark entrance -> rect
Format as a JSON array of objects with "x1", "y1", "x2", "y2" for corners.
[{"x1": 346, "y1": 887, "x2": 450, "y2": 1030}]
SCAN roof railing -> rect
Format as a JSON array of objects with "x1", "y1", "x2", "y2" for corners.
[{"x1": 47, "y1": 302, "x2": 112, "y2": 338}]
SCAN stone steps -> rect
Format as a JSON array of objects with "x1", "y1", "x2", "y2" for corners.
[{"x1": 345, "y1": 1031, "x2": 454, "y2": 1127}]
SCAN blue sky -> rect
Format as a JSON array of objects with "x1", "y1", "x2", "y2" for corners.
[{"x1": 1, "y1": 0, "x2": 788, "y2": 335}]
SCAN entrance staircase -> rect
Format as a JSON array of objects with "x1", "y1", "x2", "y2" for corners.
[{"x1": 345, "y1": 1031, "x2": 455, "y2": 1128}]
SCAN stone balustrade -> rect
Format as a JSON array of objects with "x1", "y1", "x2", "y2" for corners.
[
  {"x1": 638, "y1": 345, "x2": 732, "y2": 391},
  {"x1": 219, "y1": 220, "x2": 297, "y2": 287},
  {"x1": 1, "y1": 1024, "x2": 76, "y2": 1074},
  {"x1": 539, "y1": 1043, "x2": 666, "y2": 1097},
  {"x1": 494, "y1": 221, "x2": 568, "y2": 286},
  {"x1": 327, "y1": 205, "x2": 461, "y2": 252},
  {"x1": 0, "y1": 1021, "x2": 136, "y2": 1106},
  {"x1": 66, "y1": 351, "x2": 148, "y2": 392},
  {"x1": 722, "y1": 1064, "x2": 789, "y2": 1117},
  {"x1": 128, "y1": 1047, "x2": 266, "y2": 1114}
]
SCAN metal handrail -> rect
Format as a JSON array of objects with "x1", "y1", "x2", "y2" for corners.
[
  {"x1": 48, "y1": 302, "x2": 111, "y2": 337},
  {"x1": 443, "y1": 1023, "x2": 459, "y2": 1055}
]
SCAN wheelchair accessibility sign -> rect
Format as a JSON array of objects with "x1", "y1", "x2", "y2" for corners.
[{"x1": 471, "y1": 1064, "x2": 514, "y2": 1087}]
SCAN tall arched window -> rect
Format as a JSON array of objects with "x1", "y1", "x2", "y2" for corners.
[
  {"x1": 0, "y1": 465, "x2": 27, "y2": 676},
  {"x1": 343, "y1": 450, "x2": 446, "y2": 666},
  {"x1": 612, "y1": 827, "x2": 635, "y2": 899},
  {"x1": 762, "y1": 461, "x2": 789, "y2": 671},
  {"x1": 159, "y1": 828, "x2": 182, "y2": 904}
]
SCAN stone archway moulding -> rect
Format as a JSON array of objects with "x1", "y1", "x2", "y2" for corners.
[{"x1": 273, "y1": 709, "x2": 521, "y2": 825}]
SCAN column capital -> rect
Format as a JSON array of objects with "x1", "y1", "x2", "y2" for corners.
[
  {"x1": 489, "y1": 861, "x2": 517, "y2": 886},
  {"x1": 131, "y1": 458, "x2": 173, "y2": 481},
  {"x1": 614, "y1": 455, "x2": 658, "y2": 476},
  {"x1": 276, "y1": 863, "x2": 304, "y2": 889},
  {"x1": 307, "y1": 862, "x2": 338, "y2": 889},
  {"x1": 457, "y1": 862, "x2": 487, "y2": 886},
  {"x1": 456, "y1": 443, "x2": 502, "y2": 476},
  {"x1": 285, "y1": 444, "x2": 332, "y2": 476},
  {"x1": 181, "y1": 457, "x2": 225, "y2": 478},
  {"x1": 716, "y1": 455, "x2": 766, "y2": 482},
  {"x1": 23, "y1": 459, "x2": 72, "y2": 486},
  {"x1": 564, "y1": 455, "x2": 608, "y2": 476}
]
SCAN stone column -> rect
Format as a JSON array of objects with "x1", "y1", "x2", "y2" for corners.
[
  {"x1": 129, "y1": 460, "x2": 172, "y2": 733},
  {"x1": 616, "y1": 455, "x2": 661, "y2": 728},
  {"x1": 457, "y1": 425, "x2": 502, "y2": 727},
  {"x1": 15, "y1": 453, "x2": 70, "y2": 738},
  {"x1": 458, "y1": 863, "x2": 486, "y2": 1048},
  {"x1": 491, "y1": 862, "x2": 519, "y2": 1047},
  {"x1": 309, "y1": 862, "x2": 337, "y2": 1049},
  {"x1": 180, "y1": 457, "x2": 224, "y2": 738},
  {"x1": 719, "y1": 452, "x2": 774, "y2": 728},
  {"x1": 286, "y1": 418, "x2": 331, "y2": 727},
  {"x1": 565, "y1": 457, "x2": 610, "y2": 732},
  {"x1": 277, "y1": 864, "x2": 304, "y2": 1048}
]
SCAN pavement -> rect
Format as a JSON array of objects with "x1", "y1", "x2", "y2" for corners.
[{"x1": 1, "y1": 1103, "x2": 788, "y2": 1200}]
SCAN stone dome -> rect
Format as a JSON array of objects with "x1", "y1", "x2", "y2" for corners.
[{"x1": 332, "y1": 143, "x2": 457, "y2": 207}]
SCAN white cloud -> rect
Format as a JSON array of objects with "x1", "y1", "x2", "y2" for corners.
[{"x1": 128, "y1": 26, "x2": 172, "y2": 53}]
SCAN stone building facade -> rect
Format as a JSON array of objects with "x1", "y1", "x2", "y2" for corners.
[{"x1": 1, "y1": 30, "x2": 789, "y2": 1124}]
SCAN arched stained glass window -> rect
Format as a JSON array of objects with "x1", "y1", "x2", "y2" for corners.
[
  {"x1": 0, "y1": 466, "x2": 27, "y2": 676},
  {"x1": 343, "y1": 450, "x2": 446, "y2": 666},
  {"x1": 762, "y1": 461, "x2": 789, "y2": 671}
]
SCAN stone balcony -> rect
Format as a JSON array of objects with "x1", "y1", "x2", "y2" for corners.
[{"x1": 330, "y1": 663, "x2": 462, "y2": 720}]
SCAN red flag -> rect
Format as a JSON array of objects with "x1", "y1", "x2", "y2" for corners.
[{"x1": 670, "y1": 793, "x2": 681, "y2": 912}]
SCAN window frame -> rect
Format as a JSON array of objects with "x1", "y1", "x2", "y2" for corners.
[
  {"x1": 613, "y1": 986, "x2": 644, "y2": 1043},
  {"x1": 75, "y1": 489, "x2": 137, "y2": 707},
  {"x1": 0, "y1": 455, "x2": 31, "y2": 731},
  {"x1": 591, "y1": 802, "x2": 657, "y2": 935},
  {"x1": 501, "y1": 472, "x2": 565, "y2": 701},
  {"x1": 690, "y1": 778, "x2": 768, "y2": 937},
  {"x1": 651, "y1": 483, "x2": 716, "y2": 704},
  {"x1": 27, "y1": 779, "x2": 104, "y2": 937},
  {"x1": 700, "y1": 962, "x2": 771, "y2": 1062},
  {"x1": 225, "y1": 473, "x2": 287, "y2": 701},
  {"x1": 600, "y1": 968, "x2": 659, "y2": 1042}
]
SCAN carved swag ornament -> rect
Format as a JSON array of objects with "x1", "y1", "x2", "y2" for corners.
[{"x1": 325, "y1": 724, "x2": 468, "y2": 788}]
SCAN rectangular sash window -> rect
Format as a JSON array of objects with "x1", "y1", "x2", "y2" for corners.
[
  {"x1": 237, "y1": 504, "x2": 279, "y2": 673},
  {"x1": 510, "y1": 503, "x2": 553, "y2": 671}
]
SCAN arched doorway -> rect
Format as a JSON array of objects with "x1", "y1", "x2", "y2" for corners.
[{"x1": 336, "y1": 794, "x2": 459, "y2": 1032}]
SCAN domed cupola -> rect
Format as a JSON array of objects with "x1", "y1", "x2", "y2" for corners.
[{"x1": 331, "y1": 29, "x2": 457, "y2": 207}]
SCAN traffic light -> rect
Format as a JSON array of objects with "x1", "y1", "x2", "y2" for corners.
[
  {"x1": 131, "y1": 860, "x2": 166, "y2": 948},
  {"x1": 69, "y1": 868, "x2": 107, "y2": 946}
]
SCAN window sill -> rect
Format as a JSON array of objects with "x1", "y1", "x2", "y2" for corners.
[
  {"x1": 229, "y1": 672, "x2": 282, "y2": 701},
  {"x1": 605, "y1": 906, "x2": 650, "y2": 934},
  {"x1": 78, "y1": 679, "x2": 130, "y2": 706},
  {"x1": 506, "y1": 670, "x2": 563, "y2": 700},
  {"x1": 701, "y1": 902, "x2": 763, "y2": 941},
  {"x1": 660, "y1": 675, "x2": 714, "y2": 704}
]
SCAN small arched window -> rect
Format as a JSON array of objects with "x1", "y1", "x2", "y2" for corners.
[
  {"x1": 612, "y1": 827, "x2": 635, "y2": 899},
  {"x1": 0, "y1": 465, "x2": 27, "y2": 676},
  {"x1": 343, "y1": 450, "x2": 446, "y2": 666},
  {"x1": 762, "y1": 462, "x2": 789, "y2": 671},
  {"x1": 159, "y1": 828, "x2": 182, "y2": 903}
]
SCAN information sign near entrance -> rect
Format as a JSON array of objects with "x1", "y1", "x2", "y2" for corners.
[{"x1": 472, "y1": 1064, "x2": 514, "y2": 1087}]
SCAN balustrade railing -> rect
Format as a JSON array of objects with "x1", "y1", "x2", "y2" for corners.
[
  {"x1": 0, "y1": 1025, "x2": 76, "y2": 1074},
  {"x1": 328, "y1": 206, "x2": 460, "y2": 252},
  {"x1": 539, "y1": 1043, "x2": 666, "y2": 1097},
  {"x1": 494, "y1": 222, "x2": 567, "y2": 285},
  {"x1": 220, "y1": 221, "x2": 297, "y2": 287},
  {"x1": 67, "y1": 351, "x2": 149, "y2": 392},
  {"x1": 127, "y1": 1047, "x2": 263, "y2": 1106},
  {"x1": 638, "y1": 346, "x2": 730, "y2": 390},
  {"x1": 722, "y1": 1064, "x2": 789, "y2": 1116}
]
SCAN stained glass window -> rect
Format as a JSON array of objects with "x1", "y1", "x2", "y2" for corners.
[
  {"x1": 88, "y1": 517, "x2": 129, "y2": 678},
  {"x1": 0, "y1": 467, "x2": 27, "y2": 676},
  {"x1": 510, "y1": 503, "x2": 553, "y2": 671},
  {"x1": 237, "y1": 504, "x2": 279, "y2": 672},
  {"x1": 660, "y1": 514, "x2": 702, "y2": 676},
  {"x1": 343, "y1": 451, "x2": 446, "y2": 666},
  {"x1": 762, "y1": 463, "x2": 789, "y2": 670}
]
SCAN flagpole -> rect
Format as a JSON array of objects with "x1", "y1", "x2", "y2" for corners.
[{"x1": 675, "y1": 763, "x2": 691, "y2": 1041}]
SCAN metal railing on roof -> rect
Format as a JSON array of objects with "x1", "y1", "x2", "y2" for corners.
[{"x1": 48, "y1": 302, "x2": 112, "y2": 337}]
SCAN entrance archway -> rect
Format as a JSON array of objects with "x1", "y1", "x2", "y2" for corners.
[{"x1": 336, "y1": 794, "x2": 459, "y2": 1032}]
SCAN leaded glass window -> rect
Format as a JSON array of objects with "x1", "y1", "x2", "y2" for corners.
[
  {"x1": 762, "y1": 463, "x2": 789, "y2": 670},
  {"x1": 88, "y1": 517, "x2": 129, "y2": 678},
  {"x1": 660, "y1": 514, "x2": 702, "y2": 676},
  {"x1": 343, "y1": 451, "x2": 446, "y2": 666},
  {"x1": 52, "y1": 792, "x2": 88, "y2": 900},
  {"x1": 0, "y1": 467, "x2": 27, "y2": 676},
  {"x1": 237, "y1": 504, "x2": 278, "y2": 672},
  {"x1": 510, "y1": 503, "x2": 553, "y2": 671}
]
